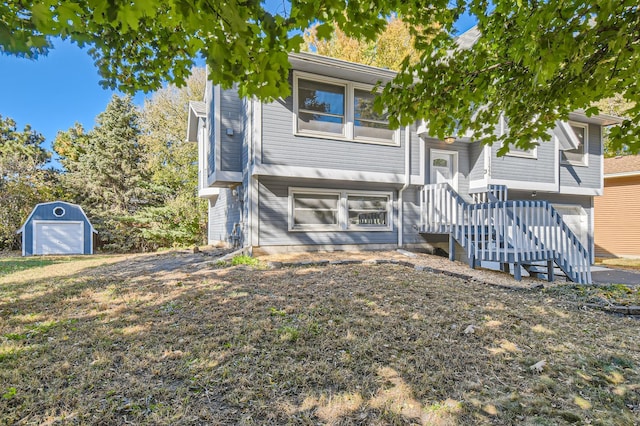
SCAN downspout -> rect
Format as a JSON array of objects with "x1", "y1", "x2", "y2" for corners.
[{"x1": 398, "y1": 125, "x2": 411, "y2": 247}]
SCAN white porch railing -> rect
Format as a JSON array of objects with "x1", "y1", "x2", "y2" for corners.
[{"x1": 420, "y1": 183, "x2": 591, "y2": 284}]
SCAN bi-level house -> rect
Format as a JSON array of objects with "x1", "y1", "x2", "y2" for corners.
[{"x1": 187, "y1": 52, "x2": 620, "y2": 284}]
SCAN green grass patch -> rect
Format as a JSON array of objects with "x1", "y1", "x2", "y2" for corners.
[
  {"x1": 0, "y1": 257, "x2": 61, "y2": 276},
  {"x1": 545, "y1": 283, "x2": 640, "y2": 306},
  {"x1": 230, "y1": 254, "x2": 260, "y2": 267}
]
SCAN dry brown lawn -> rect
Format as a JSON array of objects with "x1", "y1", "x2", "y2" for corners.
[{"x1": 0, "y1": 251, "x2": 639, "y2": 425}]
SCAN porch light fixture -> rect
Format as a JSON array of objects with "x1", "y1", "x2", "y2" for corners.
[{"x1": 444, "y1": 136, "x2": 456, "y2": 144}]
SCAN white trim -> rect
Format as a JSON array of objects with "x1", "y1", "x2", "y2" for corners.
[
  {"x1": 288, "y1": 187, "x2": 393, "y2": 232},
  {"x1": 398, "y1": 126, "x2": 411, "y2": 247},
  {"x1": 214, "y1": 84, "x2": 222, "y2": 176},
  {"x1": 253, "y1": 163, "x2": 405, "y2": 184},
  {"x1": 488, "y1": 179, "x2": 559, "y2": 192},
  {"x1": 289, "y1": 52, "x2": 398, "y2": 82},
  {"x1": 484, "y1": 143, "x2": 491, "y2": 183},
  {"x1": 605, "y1": 170, "x2": 640, "y2": 178},
  {"x1": 253, "y1": 98, "x2": 262, "y2": 168},
  {"x1": 560, "y1": 121, "x2": 589, "y2": 167},
  {"x1": 590, "y1": 199, "x2": 595, "y2": 264},
  {"x1": 32, "y1": 220, "x2": 85, "y2": 255},
  {"x1": 558, "y1": 185, "x2": 603, "y2": 196},
  {"x1": 429, "y1": 149, "x2": 459, "y2": 191},
  {"x1": 293, "y1": 71, "x2": 400, "y2": 146},
  {"x1": 250, "y1": 176, "x2": 259, "y2": 247},
  {"x1": 419, "y1": 131, "x2": 426, "y2": 184},
  {"x1": 600, "y1": 124, "x2": 604, "y2": 191},
  {"x1": 554, "y1": 134, "x2": 560, "y2": 190},
  {"x1": 52, "y1": 206, "x2": 66, "y2": 217},
  {"x1": 206, "y1": 170, "x2": 243, "y2": 187}
]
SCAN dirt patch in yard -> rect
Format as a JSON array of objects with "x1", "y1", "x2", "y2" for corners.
[{"x1": 0, "y1": 250, "x2": 638, "y2": 425}]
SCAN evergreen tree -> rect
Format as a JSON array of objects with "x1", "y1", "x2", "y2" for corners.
[{"x1": 0, "y1": 115, "x2": 58, "y2": 250}]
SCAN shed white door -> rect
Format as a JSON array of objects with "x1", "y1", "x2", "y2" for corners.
[{"x1": 34, "y1": 221, "x2": 84, "y2": 255}]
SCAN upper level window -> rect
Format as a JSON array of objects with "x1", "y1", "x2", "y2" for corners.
[
  {"x1": 353, "y1": 89, "x2": 393, "y2": 141},
  {"x1": 561, "y1": 122, "x2": 588, "y2": 166},
  {"x1": 297, "y1": 79, "x2": 345, "y2": 137},
  {"x1": 294, "y1": 72, "x2": 397, "y2": 145}
]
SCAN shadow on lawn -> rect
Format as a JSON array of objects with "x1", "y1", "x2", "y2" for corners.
[{"x1": 0, "y1": 258, "x2": 638, "y2": 425}]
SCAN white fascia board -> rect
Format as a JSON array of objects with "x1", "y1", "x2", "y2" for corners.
[
  {"x1": 487, "y1": 178, "x2": 558, "y2": 192},
  {"x1": 559, "y1": 185, "x2": 603, "y2": 196},
  {"x1": 253, "y1": 164, "x2": 405, "y2": 184}
]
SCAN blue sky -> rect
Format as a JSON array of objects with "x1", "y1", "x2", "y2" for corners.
[
  {"x1": 0, "y1": 9, "x2": 475, "y2": 168},
  {"x1": 0, "y1": 40, "x2": 147, "y2": 163}
]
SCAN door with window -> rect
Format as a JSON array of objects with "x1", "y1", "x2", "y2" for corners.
[{"x1": 430, "y1": 150, "x2": 458, "y2": 191}]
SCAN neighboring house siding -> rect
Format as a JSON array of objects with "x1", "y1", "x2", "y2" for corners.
[
  {"x1": 560, "y1": 123, "x2": 602, "y2": 190},
  {"x1": 260, "y1": 97, "x2": 406, "y2": 175},
  {"x1": 220, "y1": 88, "x2": 243, "y2": 172},
  {"x1": 208, "y1": 189, "x2": 242, "y2": 245},
  {"x1": 257, "y1": 177, "x2": 398, "y2": 247},
  {"x1": 595, "y1": 176, "x2": 640, "y2": 257},
  {"x1": 490, "y1": 137, "x2": 556, "y2": 184}
]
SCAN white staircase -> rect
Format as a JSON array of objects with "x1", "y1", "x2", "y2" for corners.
[{"x1": 420, "y1": 183, "x2": 591, "y2": 284}]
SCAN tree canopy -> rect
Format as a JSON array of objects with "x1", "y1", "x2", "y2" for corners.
[{"x1": 2, "y1": 1, "x2": 639, "y2": 152}]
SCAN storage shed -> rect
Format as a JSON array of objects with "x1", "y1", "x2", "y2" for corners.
[{"x1": 17, "y1": 201, "x2": 96, "y2": 256}]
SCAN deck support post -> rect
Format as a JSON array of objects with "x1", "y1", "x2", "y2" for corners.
[
  {"x1": 514, "y1": 262, "x2": 522, "y2": 281},
  {"x1": 546, "y1": 260, "x2": 555, "y2": 282},
  {"x1": 449, "y1": 235, "x2": 455, "y2": 261},
  {"x1": 500, "y1": 263, "x2": 510, "y2": 273}
]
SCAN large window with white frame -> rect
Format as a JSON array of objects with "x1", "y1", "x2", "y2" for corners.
[
  {"x1": 289, "y1": 188, "x2": 392, "y2": 231},
  {"x1": 294, "y1": 72, "x2": 397, "y2": 145},
  {"x1": 561, "y1": 121, "x2": 588, "y2": 166}
]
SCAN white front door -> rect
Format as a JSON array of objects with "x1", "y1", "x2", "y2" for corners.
[{"x1": 430, "y1": 150, "x2": 458, "y2": 191}]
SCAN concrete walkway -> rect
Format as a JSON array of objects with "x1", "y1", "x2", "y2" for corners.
[{"x1": 591, "y1": 266, "x2": 640, "y2": 286}]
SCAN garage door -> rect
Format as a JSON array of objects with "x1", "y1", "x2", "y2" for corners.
[
  {"x1": 552, "y1": 205, "x2": 589, "y2": 248},
  {"x1": 34, "y1": 222, "x2": 84, "y2": 255}
]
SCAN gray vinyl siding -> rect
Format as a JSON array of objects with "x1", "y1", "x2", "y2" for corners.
[
  {"x1": 468, "y1": 142, "x2": 485, "y2": 184},
  {"x1": 490, "y1": 137, "x2": 556, "y2": 184},
  {"x1": 260, "y1": 96, "x2": 405, "y2": 175},
  {"x1": 402, "y1": 187, "x2": 426, "y2": 245},
  {"x1": 257, "y1": 177, "x2": 398, "y2": 247},
  {"x1": 560, "y1": 123, "x2": 602, "y2": 190},
  {"x1": 220, "y1": 88, "x2": 243, "y2": 172},
  {"x1": 425, "y1": 140, "x2": 471, "y2": 199},
  {"x1": 208, "y1": 189, "x2": 242, "y2": 245},
  {"x1": 410, "y1": 128, "x2": 421, "y2": 177}
]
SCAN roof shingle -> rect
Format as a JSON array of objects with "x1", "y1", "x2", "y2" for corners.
[{"x1": 604, "y1": 155, "x2": 640, "y2": 175}]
